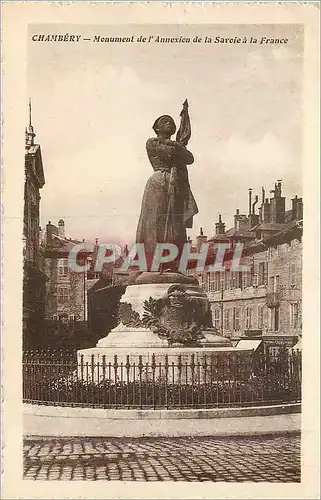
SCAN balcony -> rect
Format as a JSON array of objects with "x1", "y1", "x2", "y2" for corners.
[{"x1": 266, "y1": 292, "x2": 281, "y2": 308}]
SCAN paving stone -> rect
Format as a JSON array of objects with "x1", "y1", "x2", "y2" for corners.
[{"x1": 23, "y1": 434, "x2": 300, "y2": 482}]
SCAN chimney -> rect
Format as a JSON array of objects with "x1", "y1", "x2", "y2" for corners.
[
  {"x1": 249, "y1": 195, "x2": 259, "y2": 229},
  {"x1": 46, "y1": 221, "x2": 58, "y2": 244},
  {"x1": 259, "y1": 187, "x2": 265, "y2": 222},
  {"x1": 248, "y1": 188, "x2": 252, "y2": 216},
  {"x1": 262, "y1": 198, "x2": 271, "y2": 223},
  {"x1": 58, "y1": 219, "x2": 65, "y2": 239},
  {"x1": 292, "y1": 197, "x2": 303, "y2": 220},
  {"x1": 291, "y1": 195, "x2": 298, "y2": 220},
  {"x1": 215, "y1": 214, "x2": 226, "y2": 235},
  {"x1": 270, "y1": 181, "x2": 285, "y2": 223},
  {"x1": 275, "y1": 180, "x2": 282, "y2": 197},
  {"x1": 234, "y1": 209, "x2": 239, "y2": 227},
  {"x1": 297, "y1": 198, "x2": 303, "y2": 220},
  {"x1": 196, "y1": 227, "x2": 207, "y2": 249},
  {"x1": 252, "y1": 195, "x2": 259, "y2": 215}
]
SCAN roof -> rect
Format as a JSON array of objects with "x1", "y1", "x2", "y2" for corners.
[
  {"x1": 236, "y1": 339, "x2": 263, "y2": 351},
  {"x1": 251, "y1": 222, "x2": 287, "y2": 232},
  {"x1": 291, "y1": 338, "x2": 302, "y2": 351},
  {"x1": 207, "y1": 234, "x2": 230, "y2": 243},
  {"x1": 43, "y1": 234, "x2": 87, "y2": 257},
  {"x1": 208, "y1": 227, "x2": 255, "y2": 242}
]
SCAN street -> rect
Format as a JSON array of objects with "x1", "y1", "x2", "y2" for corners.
[{"x1": 24, "y1": 433, "x2": 300, "y2": 482}]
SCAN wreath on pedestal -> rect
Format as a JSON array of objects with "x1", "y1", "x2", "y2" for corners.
[{"x1": 141, "y1": 286, "x2": 204, "y2": 346}]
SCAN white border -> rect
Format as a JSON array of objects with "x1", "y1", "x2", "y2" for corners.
[{"x1": 1, "y1": 2, "x2": 320, "y2": 499}]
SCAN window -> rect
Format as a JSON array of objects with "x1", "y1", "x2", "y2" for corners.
[
  {"x1": 213, "y1": 309, "x2": 220, "y2": 329},
  {"x1": 246, "y1": 271, "x2": 253, "y2": 288},
  {"x1": 258, "y1": 305, "x2": 264, "y2": 329},
  {"x1": 238, "y1": 272, "x2": 243, "y2": 289},
  {"x1": 246, "y1": 307, "x2": 252, "y2": 329},
  {"x1": 290, "y1": 264, "x2": 296, "y2": 287},
  {"x1": 57, "y1": 287, "x2": 69, "y2": 305},
  {"x1": 269, "y1": 275, "x2": 280, "y2": 293},
  {"x1": 231, "y1": 272, "x2": 237, "y2": 289},
  {"x1": 208, "y1": 272, "x2": 216, "y2": 292},
  {"x1": 272, "y1": 308, "x2": 280, "y2": 331},
  {"x1": 58, "y1": 258, "x2": 69, "y2": 276},
  {"x1": 214, "y1": 273, "x2": 221, "y2": 292},
  {"x1": 224, "y1": 271, "x2": 230, "y2": 290},
  {"x1": 206, "y1": 273, "x2": 211, "y2": 292},
  {"x1": 258, "y1": 262, "x2": 268, "y2": 286},
  {"x1": 233, "y1": 307, "x2": 240, "y2": 331},
  {"x1": 224, "y1": 309, "x2": 230, "y2": 330},
  {"x1": 269, "y1": 347, "x2": 280, "y2": 359},
  {"x1": 290, "y1": 303, "x2": 299, "y2": 329}
]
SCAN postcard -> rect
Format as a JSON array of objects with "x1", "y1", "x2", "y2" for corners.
[{"x1": 1, "y1": 2, "x2": 320, "y2": 499}]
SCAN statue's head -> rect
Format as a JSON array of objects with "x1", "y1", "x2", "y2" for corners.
[{"x1": 152, "y1": 115, "x2": 176, "y2": 137}]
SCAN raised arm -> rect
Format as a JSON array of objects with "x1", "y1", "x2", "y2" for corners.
[
  {"x1": 146, "y1": 138, "x2": 194, "y2": 169},
  {"x1": 173, "y1": 142, "x2": 194, "y2": 165}
]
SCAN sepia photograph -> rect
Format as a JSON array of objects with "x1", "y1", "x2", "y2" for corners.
[{"x1": 1, "y1": 2, "x2": 320, "y2": 499}]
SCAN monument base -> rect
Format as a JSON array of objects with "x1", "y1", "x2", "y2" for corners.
[
  {"x1": 77, "y1": 273, "x2": 244, "y2": 383},
  {"x1": 95, "y1": 273, "x2": 232, "y2": 350}
]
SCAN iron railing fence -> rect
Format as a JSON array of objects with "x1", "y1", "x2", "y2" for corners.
[{"x1": 22, "y1": 349, "x2": 301, "y2": 410}]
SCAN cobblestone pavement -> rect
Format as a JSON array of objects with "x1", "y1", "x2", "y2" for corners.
[{"x1": 23, "y1": 434, "x2": 300, "y2": 482}]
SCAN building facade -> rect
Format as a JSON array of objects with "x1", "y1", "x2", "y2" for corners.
[
  {"x1": 43, "y1": 220, "x2": 100, "y2": 323},
  {"x1": 189, "y1": 182, "x2": 303, "y2": 351},
  {"x1": 23, "y1": 102, "x2": 46, "y2": 346}
]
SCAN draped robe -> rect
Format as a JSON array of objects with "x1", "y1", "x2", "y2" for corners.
[{"x1": 136, "y1": 137, "x2": 198, "y2": 268}]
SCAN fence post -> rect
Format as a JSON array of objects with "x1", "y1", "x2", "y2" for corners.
[
  {"x1": 138, "y1": 355, "x2": 143, "y2": 409},
  {"x1": 203, "y1": 354, "x2": 208, "y2": 408},
  {"x1": 190, "y1": 353, "x2": 195, "y2": 407},
  {"x1": 164, "y1": 355, "x2": 169, "y2": 409},
  {"x1": 113, "y1": 355, "x2": 118, "y2": 407},
  {"x1": 177, "y1": 354, "x2": 182, "y2": 408},
  {"x1": 151, "y1": 353, "x2": 156, "y2": 410},
  {"x1": 125, "y1": 355, "x2": 130, "y2": 409}
]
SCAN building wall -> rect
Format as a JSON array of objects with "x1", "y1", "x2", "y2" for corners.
[
  {"x1": 266, "y1": 239, "x2": 302, "y2": 335},
  {"x1": 24, "y1": 161, "x2": 41, "y2": 264},
  {"x1": 23, "y1": 131, "x2": 46, "y2": 348},
  {"x1": 44, "y1": 256, "x2": 87, "y2": 321},
  {"x1": 204, "y1": 237, "x2": 302, "y2": 341}
]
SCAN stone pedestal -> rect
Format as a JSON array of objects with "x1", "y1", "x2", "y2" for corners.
[
  {"x1": 77, "y1": 272, "x2": 240, "y2": 383},
  {"x1": 95, "y1": 272, "x2": 230, "y2": 350}
]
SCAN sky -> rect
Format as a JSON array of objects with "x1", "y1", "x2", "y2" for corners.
[{"x1": 28, "y1": 24, "x2": 303, "y2": 246}]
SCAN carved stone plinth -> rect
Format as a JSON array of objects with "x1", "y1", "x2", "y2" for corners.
[
  {"x1": 77, "y1": 272, "x2": 237, "y2": 383},
  {"x1": 95, "y1": 272, "x2": 229, "y2": 349}
]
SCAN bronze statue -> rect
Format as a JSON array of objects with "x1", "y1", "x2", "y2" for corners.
[{"x1": 136, "y1": 101, "x2": 198, "y2": 269}]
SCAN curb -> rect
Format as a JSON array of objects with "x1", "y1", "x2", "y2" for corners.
[{"x1": 23, "y1": 402, "x2": 301, "y2": 438}]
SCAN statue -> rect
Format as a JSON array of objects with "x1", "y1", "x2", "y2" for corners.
[
  {"x1": 83, "y1": 102, "x2": 233, "y2": 359},
  {"x1": 136, "y1": 100, "x2": 198, "y2": 270}
]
